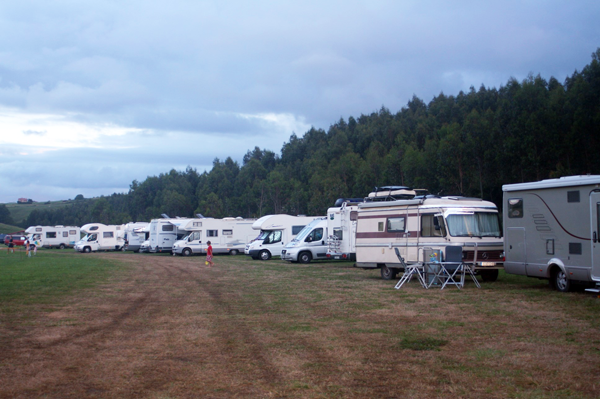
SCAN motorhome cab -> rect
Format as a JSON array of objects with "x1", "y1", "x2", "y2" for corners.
[
  {"x1": 355, "y1": 196, "x2": 504, "y2": 280},
  {"x1": 245, "y1": 214, "x2": 323, "y2": 260},
  {"x1": 172, "y1": 217, "x2": 257, "y2": 256},
  {"x1": 26, "y1": 225, "x2": 80, "y2": 249},
  {"x1": 281, "y1": 217, "x2": 328, "y2": 263},
  {"x1": 503, "y1": 175, "x2": 600, "y2": 292},
  {"x1": 74, "y1": 223, "x2": 125, "y2": 253}
]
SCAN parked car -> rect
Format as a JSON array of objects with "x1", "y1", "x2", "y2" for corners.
[{"x1": 4, "y1": 235, "x2": 28, "y2": 246}]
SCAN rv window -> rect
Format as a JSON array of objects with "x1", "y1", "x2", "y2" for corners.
[
  {"x1": 222, "y1": 229, "x2": 233, "y2": 236},
  {"x1": 306, "y1": 228, "x2": 323, "y2": 242},
  {"x1": 88, "y1": 234, "x2": 97, "y2": 241},
  {"x1": 350, "y1": 211, "x2": 358, "y2": 221},
  {"x1": 508, "y1": 198, "x2": 523, "y2": 218},
  {"x1": 193, "y1": 222, "x2": 202, "y2": 227},
  {"x1": 386, "y1": 217, "x2": 406, "y2": 232},
  {"x1": 46, "y1": 232, "x2": 57, "y2": 238},
  {"x1": 378, "y1": 222, "x2": 384, "y2": 232},
  {"x1": 162, "y1": 224, "x2": 174, "y2": 232},
  {"x1": 207, "y1": 230, "x2": 218, "y2": 237},
  {"x1": 421, "y1": 214, "x2": 444, "y2": 237},
  {"x1": 567, "y1": 191, "x2": 580, "y2": 203},
  {"x1": 36, "y1": 227, "x2": 42, "y2": 232},
  {"x1": 63, "y1": 231, "x2": 68, "y2": 237},
  {"x1": 90, "y1": 226, "x2": 99, "y2": 231},
  {"x1": 446, "y1": 213, "x2": 501, "y2": 237},
  {"x1": 569, "y1": 243, "x2": 582, "y2": 255},
  {"x1": 103, "y1": 232, "x2": 114, "y2": 238},
  {"x1": 333, "y1": 228, "x2": 343, "y2": 240},
  {"x1": 264, "y1": 230, "x2": 282, "y2": 244},
  {"x1": 69, "y1": 230, "x2": 76, "y2": 235},
  {"x1": 292, "y1": 225, "x2": 304, "y2": 235}
]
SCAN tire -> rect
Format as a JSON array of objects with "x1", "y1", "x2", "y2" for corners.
[
  {"x1": 299, "y1": 252, "x2": 312, "y2": 264},
  {"x1": 553, "y1": 269, "x2": 571, "y2": 292},
  {"x1": 380, "y1": 265, "x2": 398, "y2": 280},
  {"x1": 259, "y1": 250, "x2": 271, "y2": 261},
  {"x1": 229, "y1": 249, "x2": 239, "y2": 256},
  {"x1": 479, "y1": 269, "x2": 499, "y2": 282},
  {"x1": 59, "y1": 243, "x2": 65, "y2": 250},
  {"x1": 84, "y1": 246, "x2": 91, "y2": 253},
  {"x1": 182, "y1": 248, "x2": 192, "y2": 256}
]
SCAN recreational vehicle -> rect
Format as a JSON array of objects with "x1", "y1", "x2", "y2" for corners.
[
  {"x1": 148, "y1": 218, "x2": 193, "y2": 253},
  {"x1": 326, "y1": 199, "x2": 363, "y2": 261},
  {"x1": 26, "y1": 225, "x2": 80, "y2": 249},
  {"x1": 502, "y1": 175, "x2": 600, "y2": 292},
  {"x1": 74, "y1": 223, "x2": 125, "y2": 253},
  {"x1": 355, "y1": 195, "x2": 504, "y2": 280},
  {"x1": 172, "y1": 217, "x2": 257, "y2": 256},
  {"x1": 281, "y1": 217, "x2": 328, "y2": 263},
  {"x1": 123, "y1": 222, "x2": 149, "y2": 252},
  {"x1": 245, "y1": 214, "x2": 323, "y2": 260}
]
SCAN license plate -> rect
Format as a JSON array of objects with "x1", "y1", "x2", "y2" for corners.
[{"x1": 480, "y1": 262, "x2": 496, "y2": 267}]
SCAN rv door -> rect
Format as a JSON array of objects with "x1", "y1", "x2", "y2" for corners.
[{"x1": 591, "y1": 191, "x2": 600, "y2": 281}]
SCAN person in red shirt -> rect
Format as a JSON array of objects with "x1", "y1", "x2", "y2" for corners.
[{"x1": 206, "y1": 240, "x2": 214, "y2": 267}]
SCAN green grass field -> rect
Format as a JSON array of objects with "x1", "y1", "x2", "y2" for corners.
[
  {"x1": 0, "y1": 223, "x2": 25, "y2": 234},
  {"x1": 2, "y1": 200, "x2": 76, "y2": 227}
]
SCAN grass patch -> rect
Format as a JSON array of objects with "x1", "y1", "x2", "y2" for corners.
[{"x1": 398, "y1": 336, "x2": 449, "y2": 351}]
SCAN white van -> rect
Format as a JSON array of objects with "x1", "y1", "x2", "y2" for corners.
[
  {"x1": 123, "y1": 222, "x2": 149, "y2": 252},
  {"x1": 74, "y1": 223, "x2": 125, "y2": 253},
  {"x1": 503, "y1": 175, "x2": 600, "y2": 292},
  {"x1": 355, "y1": 195, "x2": 504, "y2": 280},
  {"x1": 245, "y1": 214, "x2": 323, "y2": 260},
  {"x1": 281, "y1": 218, "x2": 328, "y2": 263},
  {"x1": 172, "y1": 217, "x2": 257, "y2": 256},
  {"x1": 26, "y1": 225, "x2": 80, "y2": 249}
]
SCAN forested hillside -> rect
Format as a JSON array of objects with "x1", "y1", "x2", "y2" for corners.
[{"x1": 23, "y1": 49, "x2": 600, "y2": 227}]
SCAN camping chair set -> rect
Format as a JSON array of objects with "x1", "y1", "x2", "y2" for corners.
[{"x1": 394, "y1": 246, "x2": 481, "y2": 290}]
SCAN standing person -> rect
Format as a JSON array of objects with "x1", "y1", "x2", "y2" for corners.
[
  {"x1": 7, "y1": 236, "x2": 14, "y2": 254},
  {"x1": 29, "y1": 239, "x2": 37, "y2": 256},
  {"x1": 206, "y1": 240, "x2": 214, "y2": 267},
  {"x1": 24, "y1": 239, "x2": 30, "y2": 256}
]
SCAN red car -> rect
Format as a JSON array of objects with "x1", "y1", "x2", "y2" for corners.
[{"x1": 4, "y1": 235, "x2": 27, "y2": 246}]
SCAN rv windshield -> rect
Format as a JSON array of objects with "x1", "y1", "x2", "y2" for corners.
[
  {"x1": 445, "y1": 212, "x2": 501, "y2": 237},
  {"x1": 292, "y1": 225, "x2": 313, "y2": 242}
]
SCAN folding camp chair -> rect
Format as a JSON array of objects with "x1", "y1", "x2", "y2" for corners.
[
  {"x1": 431, "y1": 246, "x2": 465, "y2": 289},
  {"x1": 394, "y1": 248, "x2": 427, "y2": 289}
]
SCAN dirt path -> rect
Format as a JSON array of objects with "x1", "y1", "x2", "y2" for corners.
[{"x1": 1, "y1": 253, "x2": 600, "y2": 398}]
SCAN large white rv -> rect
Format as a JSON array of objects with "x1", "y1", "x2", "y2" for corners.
[
  {"x1": 326, "y1": 199, "x2": 362, "y2": 261},
  {"x1": 74, "y1": 223, "x2": 125, "y2": 253},
  {"x1": 502, "y1": 175, "x2": 600, "y2": 292},
  {"x1": 172, "y1": 217, "x2": 257, "y2": 256},
  {"x1": 26, "y1": 225, "x2": 80, "y2": 249},
  {"x1": 148, "y1": 218, "x2": 192, "y2": 253},
  {"x1": 281, "y1": 217, "x2": 328, "y2": 263},
  {"x1": 123, "y1": 222, "x2": 149, "y2": 252},
  {"x1": 355, "y1": 196, "x2": 504, "y2": 280},
  {"x1": 245, "y1": 214, "x2": 323, "y2": 260}
]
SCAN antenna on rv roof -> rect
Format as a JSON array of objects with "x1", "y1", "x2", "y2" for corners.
[
  {"x1": 196, "y1": 213, "x2": 205, "y2": 218},
  {"x1": 161, "y1": 213, "x2": 170, "y2": 218}
]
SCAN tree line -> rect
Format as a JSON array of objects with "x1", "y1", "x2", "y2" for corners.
[{"x1": 23, "y1": 49, "x2": 600, "y2": 227}]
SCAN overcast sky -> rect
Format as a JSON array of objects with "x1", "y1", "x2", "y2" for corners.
[{"x1": 1, "y1": 0, "x2": 599, "y2": 203}]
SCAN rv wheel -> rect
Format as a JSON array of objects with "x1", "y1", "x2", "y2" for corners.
[
  {"x1": 182, "y1": 248, "x2": 192, "y2": 256},
  {"x1": 59, "y1": 243, "x2": 65, "y2": 250},
  {"x1": 259, "y1": 250, "x2": 271, "y2": 261},
  {"x1": 84, "y1": 247, "x2": 91, "y2": 253},
  {"x1": 552, "y1": 269, "x2": 571, "y2": 292},
  {"x1": 299, "y1": 252, "x2": 312, "y2": 264},
  {"x1": 229, "y1": 249, "x2": 239, "y2": 256},
  {"x1": 380, "y1": 265, "x2": 398, "y2": 280}
]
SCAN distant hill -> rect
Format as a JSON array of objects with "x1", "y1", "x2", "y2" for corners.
[
  {"x1": 2, "y1": 200, "x2": 77, "y2": 228},
  {"x1": 0, "y1": 223, "x2": 25, "y2": 234}
]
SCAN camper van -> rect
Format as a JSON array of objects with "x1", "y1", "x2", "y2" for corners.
[
  {"x1": 74, "y1": 223, "x2": 125, "y2": 253},
  {"x1": 123, "y1": 222, "x2": 149, "y2": 252},
  {"x1": 326, "y1": 199, "x2": 363, "y2": 261},
  {"x1": 172, "y1": 217, "x2": 257, "y2": 256},
  {"x1": 281, "y1": 217, "x2": 328, "y2": 263},
  {"x1": 355, "y1": 195, "x2": 504, "y2": 280},
  {"x1": 245, "y1": 214, "x2": 323, "y2": 260},
  {"x1": 502, "y1": 175, "x2": 600, "y2": 292},
  {"x1": 26, "y1": 225, "x2": 80, "y2": 249},
  {"x1": 148, "y1": 218, "x2": 193, "y2": 253}
]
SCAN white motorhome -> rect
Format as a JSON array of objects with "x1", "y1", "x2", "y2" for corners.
[
  {"x1": 74, "y1": 223, "x2": 125, "y2": 253},
  {"x1": 245, "y1": 214, "x2": 324, "y2": 260},
  {"x1": 26, "y1": 225, "x2": 80, "y2": 249},
  {"x1": 148, "y1": 218, "x2": 192, "y2": 253},
  {"x1": 355, "y1": 196, "x2": 504, "y2": 280},
  {"x1": 503, "y1": 175, "x2": 600, "y2": 292},
  {"x1": 326, "y1": 199, "x2": 363, "y2": 261},
  {"x1": 281, "y1": 217, "x2": 328, "y2": 263},
  {"x1": 123, "y1": 222, "x2": 149, "y2": 252},
  {"x1": 172, "y1": 217, "x2": 257, "y2": 256}
]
